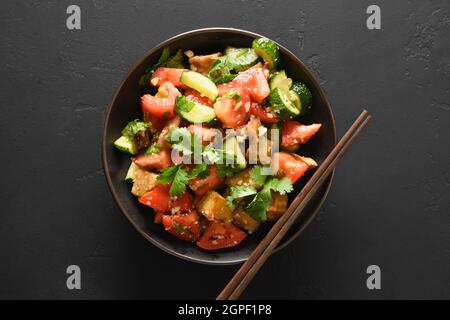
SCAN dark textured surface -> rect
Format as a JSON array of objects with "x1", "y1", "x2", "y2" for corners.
[{"x1": 0, "y1": 0, "x2": 449, "y2": 299}]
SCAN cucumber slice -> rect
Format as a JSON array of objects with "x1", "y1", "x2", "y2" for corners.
[
  {"x1": 225, "y1": 136, "x2": 246, "y2": 169},
  {"x1": 269, "y1": 88, "x2": 299, "y2": 118},
  {"x1": 180, "y1": 71, "x2": 218, "y2": 101},
  {"x1": 291, "y1": 81, "x2": 312, "y2": 114},
  {"x1": 114, "y1": 135, "x2": 137, "y2": 155},
  {"x1": 175, "y1": 96, "x2": 216, "y2": 123},
  {"x1": 252, "y1": 38, "x2": 280, "y2": 69},
  {"x1": 269, "y1": 70, "x2": 292, "y2": 92},
  {"x1": 270, "y1": 72, "x2": 303, "y2": 115},
  {"x1": 225, "y1": 47, "x2": 260, "y2": 72},
  {"x1": 289, "y1": 90, "x2": 302, "y2": 114},
  {"x1": 125, "y1": 162, "x2": 140, "y2": 182}
]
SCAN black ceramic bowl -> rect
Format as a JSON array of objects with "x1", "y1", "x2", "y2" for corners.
[{"x1": 102, "y1": 28, "x2": 336, "y2": 265}]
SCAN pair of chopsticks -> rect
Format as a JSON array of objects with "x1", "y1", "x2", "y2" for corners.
[{"x1": 217, "y1": 109, "x2": 371, "y2": 300}]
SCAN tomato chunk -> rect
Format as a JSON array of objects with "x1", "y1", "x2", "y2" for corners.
[
  {"x1": 134, "y1": 148, "x2": 173, "y2": 170},
  {"x1": 233, "y1": 67, "x2": 270, "y2": 103},
  {"x1": 196, "y1": 222, "x2": 247, "y2": 250},
  {"x1": 272, "y1": 152, "x2": 312, "y2": 184},
  {"x1": 281, "y1": 121, "x2": 321, "y2": 149},
  {"x1": 141, "y1": 94, "x2": 175, "y2": 119},
  {"x1": 218, "y1": 81, "x2": 241, "y2": 97},
  {"x1": 213, "y1": 97, "x2": 250, "y2": 129},
  {"x1": 170, "y1": 189, "x2": 193, "y2": 213},
  {"x1": 151, "y1": 67, "x2": 187, "y2": 88},
  {"x1": 157, "y1": 81, "x2": 182, "y2": 99},
  {"x1": 139, "y1": 184, "x2": 193, "y2": 214},
  {"x1": 138, "y1": 184, "x2": 170, "y2": 213},
  {"x1": 188, "y1": 165, "x2": 224, "y2": 197},
  {"x1": 162, "y1": 211, "x2": 201, "y2": 242},
  {"x1": 249, "y1": 103, "x2": 279, "y2": 123}
]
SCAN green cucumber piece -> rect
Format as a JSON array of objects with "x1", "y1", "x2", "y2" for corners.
[
  {"x1": 125, "y1": 162, "x2": 140, "y2": 182},
  {"x1": 269, "y1": 70, "x2": 292, "y2": 92},
  {"x1": 175, "y1": 96, "x2": 216, "y2": 123},
  {"x1": 269, "y1": 88, "x2": 299, "y2": 118},
  {"x1": 180, "y1": 71, "x2": 218, "y2": 101},
  {"x1": 289, "y1": 90, "x2": 302, "y2": 114},
  {"x1": 114, "y1": 135, "x2": 137, "y2": 155},
  {"x1": 252, "y1": 38, "x2": 280, "y2": 69},
  {"x1": 225, "y1": 47, "x2": 260, "y2": 72},
  {"x1": 291, "y1": 81, "x2": 312, "y2": 114},
  {"x1": 225, "y1": 136, "x2": 246, "y2": 169}
]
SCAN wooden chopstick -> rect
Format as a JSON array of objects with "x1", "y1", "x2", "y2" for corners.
[{"x1": 217, "y1": 110, "x2": 371, "y2": 300}]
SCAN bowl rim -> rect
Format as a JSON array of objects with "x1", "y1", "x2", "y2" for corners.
[{"x1": 101, "y1": 27, "x2": 336, "y2": 265}]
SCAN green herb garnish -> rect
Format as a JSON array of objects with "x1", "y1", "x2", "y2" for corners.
[
  {"x1": 121, "y1": 120, "x2": 151, "y2": 139},
  {"x1": 246, "y1": 178, "x2": 293, "y2": 221}
]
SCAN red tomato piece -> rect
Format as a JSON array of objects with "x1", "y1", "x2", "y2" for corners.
[
  {"x1": 151, "y1": 67, "x2": 187, "y2": 88},
  {"x1": 217, "y1": 81, "x2": 242, "y2": 97},
  {"x1": 133, "y1": 148, "x2": 173, "y2": 170},
  {"x1": 139, "y1": 184, "x2": 193, "y2": 214},
  {"x1": 272, "y1": 152, "x2": 310, "y2": 184},
  {"x1": 233, "y1": 67, "x2": 270, "y2": 103},
  {"x1": 170, "y1": 189, "x2": 193, "y2": 213},
  {"x1": 249, "y1": 103, "x2": 279, "y2": 123},
  {"x1": 185, "y1": 89, "x2": 214, "y2": 107},
  {"x1": 162, "y1": 211, "x2": 201, "y2": 242},
  {"x1": 141, "y1": 94, "x2": 175, "y2": 119},
  {"x1": 157, "y1": 81, "x2": 182, "y2": 99},
  {"x1": 213, "y1": 97, "x2": 250, "y2": 128},
  {"x1": 281, "y1": 121, "x2": 321, "y2": 148},
  {"x1": 196, "y1": 222, "x2": 247, "y2": 250},
  {"x1": 188, "y1": 165, "x2": 224, "y2": 197},
  {"x1": 138, "y1": 184, "x2": 170, "y2": 213}
]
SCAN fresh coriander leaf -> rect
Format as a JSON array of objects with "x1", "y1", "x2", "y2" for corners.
[
  {"x1": 226, "y1": 185, "x2": 257, "y2": 209},
  {"x1": 208, "y1": 56, "x2": 237, "y2": 84},
  {"x1": 166, "y1": 49, "x2": 185, "y2": 68},
  {"x1": 175, "y1": 96, "x2": 195, "y2": 113},
  {"x1": 144, "y1": 143, "x2": 161, "y2": 155},
  {"x1": 121, "y1": 120, "x2": 151, "y2": 139},
  {"x1": 245, "y1": 178, "x2": 293, "y2": 221},
  {"x1": 157, "y1": 165, "x2": 179, "y2": 184},
  {"x1": 245, "y1": 188, "x2": 272, "y2": 221},
  {"x1": 156, "y1": 47, "x2": 171, "y2": 65},
  {"x1": 169, "y1": 167, "x2": 189, "y2": 197},
  {"x1": 266, "y1": 177, "x2": 293, "y2": 195},
  {"x1": 216, "y1": 163, "x2": 241, "y2": 177},
  {"x1": 231, "y1": 185, "x2": 258, "y2": 198},
  {"x1": 249, "y1": 166, "x2": 268, "y2": 185},
  {"x1": 189, "y1": 163, "x2": 210, "y2": 179}
]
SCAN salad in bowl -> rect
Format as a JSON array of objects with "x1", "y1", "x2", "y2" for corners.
[{"x1": 112, "y1": 37, "x2": 321, "y2": 251}]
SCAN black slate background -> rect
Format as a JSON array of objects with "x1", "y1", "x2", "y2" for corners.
[{"x1": 1, "y1": 0, "x2": 449, "y2": 299}]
